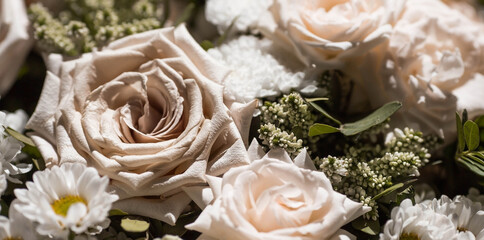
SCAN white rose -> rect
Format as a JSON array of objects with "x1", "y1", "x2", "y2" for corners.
[
  {"x1": 26, "y1": 25, "x2": 257, "y2": 224},
  {"x1": 186, "y1": 140, "x2": 370, "y2": 240},
  {"x1": 256, "y1": 0, "x2": 404, "y2": 67},
  {"x1": 0, "y1": 0, "x2": 32, "y2": 96},
  {"x1": 346, "y1": 0, "x2": 484, "y2": 140}
]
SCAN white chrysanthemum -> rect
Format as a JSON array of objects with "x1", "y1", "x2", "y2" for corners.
[
  {"x1": 14, "y1": 163, "x2": 119, "y2": 239},
  {"x1": 467, "y1": 188, "x2": 484, "y2": 206},
  {"x1": 423, "y1": 195, "x2": 484, "y2": 239},
  {"x1": 0, "y1": 201, "x2": 37, "y2": 240},
  {"x1": 208, "y1": 36, "x2": 310, "y2": 103},
  {"x1": 205, "y1": 0, "x2": 272, "y2": 33},
  {"x1": 0, "y1": 110, "x2": 31, "y2": 184},
  {"x1": 380, "y1": 199, "x2": 458, "y2": 240}
]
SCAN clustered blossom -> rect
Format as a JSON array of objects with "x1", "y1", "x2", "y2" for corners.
[
  {"x1": 318, "y1": 128, "x2": 433, "y2": 219},
  {"x1": 28, "y1": 0, "x2": 163, "y2": 55},
  {"x1": 381, "y1": 193, "x2": 484, "y2": 239},
  {"x1": 207, "y1": 36, "x2": 307, "y2": 103},
  {"x1": 259, "y1": 92, "x2": 318, "y2": 155}
]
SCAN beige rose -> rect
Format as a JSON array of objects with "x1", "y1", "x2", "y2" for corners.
[
  {"x1": 257, "y1": 0, "x2": 404, "y2": 67},
  {"x1": 26, "y1": 25, "x2": 256, "y2": 224},
  {"x1": 0, "y1": 0, "x2": 32, "y2": 96},
  {"x1": 346, "y1": 0, "x2": 484, "y2": 140},
  {"x1": 186, "y1": 140, "x2": 370, "y2": 240}
]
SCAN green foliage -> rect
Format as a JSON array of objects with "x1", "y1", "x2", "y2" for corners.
[
  {"x1": 455, "y1": 111, "x2": 484, "y2": 182},
  {"x1": 308, "y1": 101, "x2": 402, "y2": 137},
  {"x1": 121, "y1": 217, "x2": 150, "y2": 232},
  {"x1": 340, "y1": 101, "x2": 402, "y2": 136}
]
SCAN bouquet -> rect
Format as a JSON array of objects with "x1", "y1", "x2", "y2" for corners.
[{"x1": 0, "y1": 0, "x2": 483, "y2": 239}]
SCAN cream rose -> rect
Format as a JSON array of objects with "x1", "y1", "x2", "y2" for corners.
[
  {"x1": 186, "y1": 140, "x2": 370, "y2": 240},
  {"x1": 256, "y1": 0, "x2": 404, "y2": 67},
  {"x1": 0, "y1": 0, "x2": 32, "y2": 96},
  {"x1": 346, "y1": 0, "x2": 484, "y2": 140},
  {"x1": 26, "y1": 25, "x2": 257, "y2": 224}
]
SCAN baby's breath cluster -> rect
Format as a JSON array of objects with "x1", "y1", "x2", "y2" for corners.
[
  {"x1": 259, "y1": 93, "x2": 318, "y2": 155},
  {"x1": 318, "y1": 128, "x2": 435, "y2": 220},
  {"x1": 29, "y1": 0, "x2": 164, "y2": 56}
]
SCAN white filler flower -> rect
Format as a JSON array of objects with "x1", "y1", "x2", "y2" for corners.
[
  {"x1": 14, "y1": 163, "x2": 118, "y2": 239},
  {"x1": 0, "y1": 201, "x2": 37, "y2": 240},
  {"x1": 380, "y1": 199, "x2": 458, "y2": 240},
  {"x1": 382, "y1": 194, "x2": 484, "y2": 240},
  {"x1": 208, "y1": 36, "x2": 306, "y2": 103}
]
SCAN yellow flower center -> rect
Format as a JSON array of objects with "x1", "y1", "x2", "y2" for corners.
[
  {"x1": 400, "y1": 233, "x2": 421, "y2": 240},
  {"x1": 3, "y1": 237, "x2": 22, "y2": 240},
  {"x1": 51, "y1": 195, "x2": 87, "y2": 217},
  {"x1": 458, "y1": 227, "x2": 468, "y2": 232}
]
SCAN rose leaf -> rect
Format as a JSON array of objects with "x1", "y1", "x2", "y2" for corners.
[
  {"x1": 464, "y1": 120, "x2": 480, "y2": 151},
  {"x1": 340, "y1": 101, "x2": 402, "y2": 136},
  {"x1": 308, "y1": 124, "x2": 340, "y2": 137}
]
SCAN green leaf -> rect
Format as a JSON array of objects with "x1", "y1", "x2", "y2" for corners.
[
  {"x1": 351, "y1": 217, "x2": 380, "y2": 235},
  {"x1": 464, "y1": 120, "x2": 480, "y2": 151},
  {"x1": 173, "y1": 2, "x2": 195, "y2": 26},
  {"x1": 457, "y1": 156, "x2": 484, "y2": 178},
  {"x1": 305, "y1": 97, "x2": 329, "y2": 102},
  {"x1": 308, "y1": 124, "x2": 340, "y2": 137},
  {"x1": 463, "y1": 109, "x2": 469, "y2": 124},
  {"x1": 456, "y1": 112, "x2": 466, "y2": 152},
  {"x1": 340, "y1": 101, "x2": 402, "y2": 136},
  {"x1": 200, "y1": 40, "x2": 214, "y2": 51},
  {"x1": 121, "y1": 217, "x2": 150, "y2": 233},
  {"x1": 372, "y1": 183, "x2": 404, "y2": 201},
  {"x1": 109, "y1": 209, "x2": 129, "y2": 216},
  {"x1": 475, "y1": 115, "x2": 484, "y2": 128},
  {"x1": 5, "y1": 127, "x2": 35, "y2": 147},
  {"x1": 306, "y1": 100, "x2": 341, "y2": 125}
]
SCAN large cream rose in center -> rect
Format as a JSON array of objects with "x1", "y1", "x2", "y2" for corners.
[{"x1": 26, "y1": 25, "x2": 256, "y2": 224}]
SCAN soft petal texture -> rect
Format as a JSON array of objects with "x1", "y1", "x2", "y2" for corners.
[
  {"x1": 0, "y1": 201, "x2": 38, "y2": 240},
  {"x1": 26, "y1": 25, "x2": 256, "y2": 224},
  {"x1": 205, "y1": 0, "x2": 272, "y2": 33},
  {"x1": 187, "y1": 141, "x2": 369, "y2": 240},
  {"x1": 256, "y1": 0, "x2": 404, "y2": 67},
  {"x1": 13, "y1": 163, "x2": 118, "y2": 238},
  {"x1": 0, "y1": 0, "x2": 33, "y2": 96},
  {"x1": 380, "y1": 199, "x2": 458, "y2": 240},
  {"x1": 208, "y1": 35, "x2": 309, "y2": 103},
  {"x1": 381, "y1": 194, "x2": 484, "y2": 240},
  {"x1": 345, "y1": 0, "x2": 484, "y2": 140}
]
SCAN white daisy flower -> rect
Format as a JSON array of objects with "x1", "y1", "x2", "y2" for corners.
[
  {"x1": 14, "y1": 163, "x2": 119, "y2": 239},
  {"x1": 0, "y1": 200, "x2": 38, "y2": 240},
  {"x1": 380, "y1": 199, "x2": 458, "y2": 240},
  {"x1": 423, "y1": 195, "x2": 484, "y2": 239},
  {"x1": 0, "y1": 110, "x2": 31, "y2": 185},
  {"x1": 208, "y1": 35, "x2": 315, "y2": 103}
]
